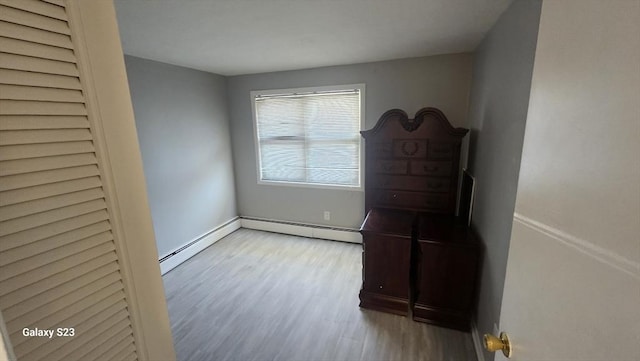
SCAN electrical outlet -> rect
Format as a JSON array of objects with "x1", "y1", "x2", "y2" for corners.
[{"x1": 323, "y1": 211, "x2": 331, "y2": 221}]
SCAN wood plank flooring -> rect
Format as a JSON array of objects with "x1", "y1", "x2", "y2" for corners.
[{"x1": 162, "y1": 229, "x2": 477, "y2": 361}]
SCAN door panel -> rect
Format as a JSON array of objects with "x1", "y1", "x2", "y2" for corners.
[
  {"x1": 498, "y1": 219, "x2": 640, "y2": 360},
  {"x1": 497, "y1": 1, "x2": 640, "y2": 360}
]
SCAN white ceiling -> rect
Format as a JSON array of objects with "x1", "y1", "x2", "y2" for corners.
[{"x1": 114, "y1": 0, "x2": 512, "y2": 76}]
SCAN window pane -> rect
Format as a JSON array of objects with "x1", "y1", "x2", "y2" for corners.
[
  {"x1": 307, "y1": 141, "x2": 359, "y2": 169},
  {"x1": 307, "y1": 168, "x2": 359, "y2": 185},
  {"x1": 260, "y1": 141, "x2": 305, "y2": 182},
  {"x1": 306, "y1": 94, "x2": 361, "y2": 141},
  {"x1": 256, "y1": 99, "x2": 304, "y2": 139},
  {"x1": 307, "y1": 141, "x2": 359, "y2": 185}
]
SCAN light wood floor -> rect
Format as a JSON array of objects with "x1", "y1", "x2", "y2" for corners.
[{"x1": 162, "y1": 228, "x2": 477, "y2": 361}]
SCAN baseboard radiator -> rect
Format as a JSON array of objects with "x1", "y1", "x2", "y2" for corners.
[
  {"x1": 158, "y1": 217, "x2": 241, "y2": 274},
  {"x1": 240, "y1": 216, "x2": 362, "y2": 244}
]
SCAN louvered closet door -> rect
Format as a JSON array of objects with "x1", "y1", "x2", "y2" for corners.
[{"x1": 0, "y1": 1, "x2": 138, "y2": 360}]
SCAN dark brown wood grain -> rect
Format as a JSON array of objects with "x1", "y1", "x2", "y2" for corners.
[
  {"x1": 412, "y1": 214, "x2": 480, "y2": 331},
  {"x1": 358, "y1": 108, "x2": 479, "y2": 331},
  {"x1": 359, "y1": 208, "x2": 415, "y2": 315}
]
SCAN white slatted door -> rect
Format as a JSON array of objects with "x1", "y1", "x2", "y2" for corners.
[{"x1": 0, "y1": 1, "x2": 138, "y2": 360}]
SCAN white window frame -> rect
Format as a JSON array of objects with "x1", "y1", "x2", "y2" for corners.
[{"x1": 251, "y1": 84, "x2": 365, "y2": 191}]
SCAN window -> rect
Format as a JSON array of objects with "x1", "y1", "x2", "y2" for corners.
[{"x1": 251, "y1": 84, "x2": 364, "y2": 189}]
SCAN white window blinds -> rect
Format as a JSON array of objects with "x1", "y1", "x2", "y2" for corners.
[{"x1": 253, "y1": 86, "x2": 363, "y2": 188}]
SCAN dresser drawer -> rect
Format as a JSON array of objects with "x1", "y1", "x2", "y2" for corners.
[
  {"x1": 424, "y1": 178, "x2": 450, "y2": 193},
  {"x1": 371, "y1": 142, "x2": 392, "y2": 158},
  {"x1": 373, "y1": 175, "x2": 424, "y2": 191},
  {"x1": 410, "y1": 161, "x2": 453, "y2": 177},
  {"x1": 361, "y1": 233, "x2": 412, "y2": 299},
  {"x1": 428, "y1": 142, "x2": 455, "y2": 160},
  {"x1": 374, "y1": 175, "x2": 450, "y2": 193},
  {"x1": 373, "y1": 160, "x2": 408, "y2": 174},
  {"x1": 373, "y1": 190, "x2": 450, "y2": 210}
]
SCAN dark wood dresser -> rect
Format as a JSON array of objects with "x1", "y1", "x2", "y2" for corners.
[
  {"x1": 359, "y1": 207, "x2": 415, "y2": 315},
  {"x1": 414, "y1": 214, "x2": 479, "y2": 330},
  {"x1": 358, "y1": 108, "x2": 479, "y2": 331},
  {"x1": 362, "y1": 108, "x2": 467, "y2": 215}
]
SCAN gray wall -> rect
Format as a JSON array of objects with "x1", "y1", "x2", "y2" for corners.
[
  {"x1": 464, "y1": 1, "x2": 542, "y2": 360},
  {"x1": 124, "y1": 56, "x2": 238, "y2": 258},
  {"x1": 227, "y1": 54, "x2": 473, "y2": 228}
]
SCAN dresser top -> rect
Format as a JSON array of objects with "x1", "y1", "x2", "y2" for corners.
[{"x1": 360, "y1": 208, "x2": 416, "y2": 237}]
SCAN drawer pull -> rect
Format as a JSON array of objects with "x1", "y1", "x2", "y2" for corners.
[
  {"x1": 392, "y1": 194, "x2": 397, "y2": 198},
  {"x1": 424, "y1": 165, "x2": 439, "y2": 172}
]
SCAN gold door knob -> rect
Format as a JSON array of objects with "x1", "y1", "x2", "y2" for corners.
[{"x1": 483, "y1": 332, "x2": 512, "y2": 358}]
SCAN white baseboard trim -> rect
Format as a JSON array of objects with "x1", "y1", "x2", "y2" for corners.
[
  {"x1": 159, "y1": 217, "x2": 241, "y2": 275},
  {"x1": 471, "y1": 320, "x2": 485, "y2": 361},
  {"x1": 240, "y1": 217, "x2": 362, "y2": 244}
]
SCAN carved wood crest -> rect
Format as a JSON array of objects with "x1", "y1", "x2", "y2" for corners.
[
  {"x1": 360, "y1": 107, "x2": 469, "y2": 139},
  {"x1": 399, "y1": 117, "x2": 423, "y2": 132}
]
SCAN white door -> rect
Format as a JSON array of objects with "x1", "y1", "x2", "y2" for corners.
[{"x1": 496, "y1": 1, "x2": 640, "y2": 360}]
